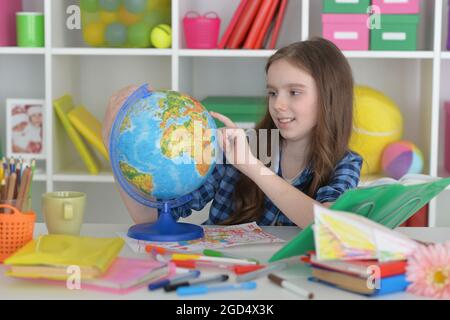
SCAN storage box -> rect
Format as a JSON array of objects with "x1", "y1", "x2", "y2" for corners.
[
  {"x1": 445, "y1": 102, "x2": 450, "y2": 173},
  {"x1": 371, "y1": 0, "x2": 420, "y2": 14},
  {"x1": 322, "y1": 14, "x2": 369, "y2": 51},
  {"x1": 370, "y1": 15, "x2": 420, "y2": 51},
  {"x1": 323, "y1": 0, "x2": 371, "y2": 13},
  {"x1": 80, "y1": 0, "x2": 171, "y2": 48},
  {"x1": 0, "y1": 0, "x2": 22, "y2": 46},
  {"x1": 201, "y1": 97, "x2": 267, "y2": 129}
]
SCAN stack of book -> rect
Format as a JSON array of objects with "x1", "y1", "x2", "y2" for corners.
[
  {"x1": 218, "y1": 0, "x2": 288, "y2": 50},
  {"x1": 307, "y1": 254, "x2": 409, "y2": 296},
  {"x1": 4, "y1": 234, "x2": 173, "y2": 294}
]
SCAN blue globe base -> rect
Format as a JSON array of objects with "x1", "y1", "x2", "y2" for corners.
[{"x1": 127, "y1": 208, "x2": 204, "y2": 242}]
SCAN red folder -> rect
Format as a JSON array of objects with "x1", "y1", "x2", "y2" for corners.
[
  {"x1": 254, "y1": 0, "x2": 280, "y2": 49},
  {"x1": 267, "y1": 0, "x2": 288, "y2": 49},
  {"x1": 218, "y1": 0, "x2": 249, "y2": 49},
  {"x1": 226, "y1": 0, "x2": 263, "y2": 49},
  {"x1": 243, "y1": 0, "x2": 274, "y2": 49}
]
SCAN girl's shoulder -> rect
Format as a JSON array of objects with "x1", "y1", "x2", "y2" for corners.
[{"x1": 340, "y1": 150, "x2": 363, "y2": 164}]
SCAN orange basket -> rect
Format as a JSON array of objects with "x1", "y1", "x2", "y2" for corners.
[{"x1": 0, "y1": 204, "x2": 36, "y2": 263}]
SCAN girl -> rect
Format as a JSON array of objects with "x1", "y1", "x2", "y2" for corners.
[{"x1": 103, "y1": 37, "x2": 362, "y2": 229}]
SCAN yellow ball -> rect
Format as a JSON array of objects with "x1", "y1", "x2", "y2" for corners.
[
  {"x1": 118, "y1": 5, "x2": 143, "y2": 25},
  {"x1": 349, "y1": 86, "x2": 403, "y2": 175},
  {"x1": 150, "y1": 24, "x2": 171, "y2": 48},
  {"x1": 100, "y1": 10, "x2": 118, "y2": 24},
  {"x1": 83, "y1": 22, "x2": 106, "y2": 47}
]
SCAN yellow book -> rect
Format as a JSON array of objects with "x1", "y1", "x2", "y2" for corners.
[
  {"x1": 53, "y1": 95, "x2": 101, "y2": 175},
  {"x1": 68, "y1": 106, "x2": 109, "y2": 161},
  {"x1": 4, "y1": 235, "x2": 124, "y2": 280}
]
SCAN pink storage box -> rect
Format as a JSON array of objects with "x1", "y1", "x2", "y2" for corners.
[
  {"x1": 322, "y1": 14, "x2": 369, "y2": 51},
  {"x1": 183, "y1": 11, "x2": 221, "y2": 49},
  {"x1": 0, "y1": 0, "x2": 22, "y2": 46},
  {"x1": 445, "y1": 102, "x2": 450, "y2": 173},
  {"x1": 372, "y1": 0, "x2": 421, "y2": 14}
]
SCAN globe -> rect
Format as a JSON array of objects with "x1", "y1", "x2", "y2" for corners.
[{"x1": 109, "y1": 84, "x2": 218, "y2": 241}]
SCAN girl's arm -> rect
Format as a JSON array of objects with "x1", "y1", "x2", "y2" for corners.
[
  {"x1": 245, "y1": 161, "x2": 321, "y2": 228},
  {"x1": 211, "y1": 112, "x2": 326, "y2": 229}
]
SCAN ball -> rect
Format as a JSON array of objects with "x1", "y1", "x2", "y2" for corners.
[
  {"x1": 81, "y1": 11, "x2": 100, "y2": 25},
  {"x1": 99, "y1": 0, "x2": 121, "y2": 11},
  {"x1": 382, "y1": 141, "x2": 424, "y2": 180},
  {"x1": 105, "y1": 23, "x2": 127, "y2": 47},
  {"x1": 80, "y1": 0, "x2": 99, "y2": 12},
  {"x1": 83, "y1": 22, "x2": 106, "y2": 47},
  {"x1": 118, "y1": 5, "x2": 143, "y2": 25},
  {"x1": 100, "y1": 10, "x2": 118, "y2": 24},
  {"x1": 349, "y1": 86, "x2": 403, "y2": 175},
  {"x1": 128, "y1": 22, "x2": 151, "y2": 47},
  {"x1": 150, "y1": 24, "x2": 171, "y2": 48},
  {"x1": 124, "y1": 0, "x2": 147, "y2": 13}
]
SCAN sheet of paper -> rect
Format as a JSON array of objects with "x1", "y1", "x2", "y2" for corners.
[
  {"x1": 119, "y1": 222, "x2": 285, "y2": 253},
  {"x1": 314, "y1": 205, "x2": 419, "y2": 262}
]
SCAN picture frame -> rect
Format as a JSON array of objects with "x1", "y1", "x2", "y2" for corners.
[{"x1": 5, "y1": 99, "x2": 46, "y2": 160}]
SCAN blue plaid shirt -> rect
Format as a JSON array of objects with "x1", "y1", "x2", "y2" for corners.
[{"x1": 170, "y1": 151, "x2": 362, "y2": 226}]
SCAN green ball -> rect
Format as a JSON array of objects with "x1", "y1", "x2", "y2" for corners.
[
  {"x1": 128, "y1": 22, "x2": 151, "y2": 47},
  {"x1": 150, "y1": 24, "x2": 171, "y2": 48},
  {"x1": 80, "y1": 0, "x2": 99, "y2": 12}
]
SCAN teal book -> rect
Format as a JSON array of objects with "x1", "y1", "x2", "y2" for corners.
[{"x1": 269, "y1": 175, "x2": 450, "y2": 262}]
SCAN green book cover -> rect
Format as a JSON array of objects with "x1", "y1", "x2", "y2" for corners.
[{"x1": 269, "y1": 177, "x2": 450, "y2": 262}]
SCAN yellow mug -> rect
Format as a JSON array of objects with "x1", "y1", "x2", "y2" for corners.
[{"x1": 42, "y1": 191, "x2": 86, "y2": 235}]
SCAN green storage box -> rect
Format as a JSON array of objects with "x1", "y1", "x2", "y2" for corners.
[
  {"x1": 323, "y1": 0, "x2": 370, "y2": 13},
  {"x1": 201, "y1": 96, "x2": 267, "y2": 128},
  {"x1": 371, "y1": 15, "x2": 420, "y2": 51}
]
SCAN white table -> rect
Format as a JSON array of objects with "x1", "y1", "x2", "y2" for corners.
[{"x1": 1, "y1": 224, "x2": 449, "y2": 300}]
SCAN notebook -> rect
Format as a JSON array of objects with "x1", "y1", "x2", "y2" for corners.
[
  {"x1": 4, "y1": 234, "x2": 124, "y2": 280},
  {"x1": 269, "y1": 176, "x2": 450, "y2": 262},
  {"x1": 310, "y1": 267, "x2": 409, "y2": 296},
  {"x1": 80, "y1": 257, "x2": 174, "y2": 294},
  {"x1": 308, "y1": 254, "x2": 407, "y2": 279},
  {"x1": 53, "y1": 95, "x2": 101, "y2": 175},
  {"x1": 67, "y1": 106, "x2": 109, "y2": 161}
]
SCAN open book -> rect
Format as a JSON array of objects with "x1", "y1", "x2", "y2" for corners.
[
  {"x1": 362, "y1": 173, "x2": 440, "y2": 188},
  {"x1": 270, "y1": 175, "x2": 450, "y2": 262}
]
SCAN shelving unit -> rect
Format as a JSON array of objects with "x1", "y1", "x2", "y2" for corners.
[{"x1": 0, "y1": 0, "x2": 449, "y2": 226}]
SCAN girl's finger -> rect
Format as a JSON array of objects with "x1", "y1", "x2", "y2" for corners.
[{"x1": 210, "y1": 112, "x2": 237, "y2": 128}]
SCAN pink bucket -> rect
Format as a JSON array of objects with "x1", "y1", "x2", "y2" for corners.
[
  {"x1": 0, "y1": 0, "x2": 22, "y2": 46},
  {"x1": 183, "y1": 11, "x2": 221, "y2": 49}
]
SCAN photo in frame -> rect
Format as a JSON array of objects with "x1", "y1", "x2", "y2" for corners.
[{"x1": 5, "y1": 99, "x2": 45, "y2": 160}]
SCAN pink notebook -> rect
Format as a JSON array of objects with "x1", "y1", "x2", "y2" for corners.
[
  {"x1": 30, "y1": 257, "x2": 175, "y2": 295},
  {"x1": 81, "y1": 257, "x2": 175, "y2": 294}
]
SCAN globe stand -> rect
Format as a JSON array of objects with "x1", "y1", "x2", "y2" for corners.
[{"x1": 126, "y1": 196, "x2": 205, "y2": 242}]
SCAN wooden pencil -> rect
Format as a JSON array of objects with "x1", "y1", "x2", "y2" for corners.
[
  {"x1": 16, "y1": 168, "x2": 31, "y2": 212},
  {"x1": 5, "y1": 172, "x2": 17, "y2": 213}
]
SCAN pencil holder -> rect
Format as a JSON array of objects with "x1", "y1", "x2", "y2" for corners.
[
  {"x1": 0, "y1": 202, "x2": 36, "y2": 263},
  {"x1": 183, "y1": 11, "x2": 221, "y2": 49}
]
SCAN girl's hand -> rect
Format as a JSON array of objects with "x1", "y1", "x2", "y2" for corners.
[{"x1": 210, "y1": 112, "x2": 259, "y2": 175}]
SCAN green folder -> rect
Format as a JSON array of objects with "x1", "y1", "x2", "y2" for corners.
[{"x1": 269, "y1": 177, "x2": 450, "y2": 262}]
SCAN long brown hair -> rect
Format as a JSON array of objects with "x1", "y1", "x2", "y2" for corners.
[{"x1": 220, "y1": 37, "x2": 354, "y2": 225}]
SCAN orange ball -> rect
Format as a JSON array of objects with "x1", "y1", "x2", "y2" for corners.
[{"x1": 118, "y1": 5, "x2": 143, "y2": 26}]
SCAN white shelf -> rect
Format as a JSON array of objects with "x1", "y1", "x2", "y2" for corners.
[
  {"x1": 51, "y1": 48, "x2": 173, "y2": 56},
  {"x1": 178, "y1": 49, "x2": 276, "y2": 57},
  {"x1": 343, "y1": 51, "x2": 435, "y2": 59},
  {"x1": 33, "y1": 174, "x2": 47, "y2": 182},
  {"x1": 442, "y1": 52, "x2": 450, "y2": 59},
  {"x1": 53, "y1": 172, "x2": 114, "y2": 183},
  {"x1": 0, "y1": 47, "x2": 45, "y2": 55}
]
